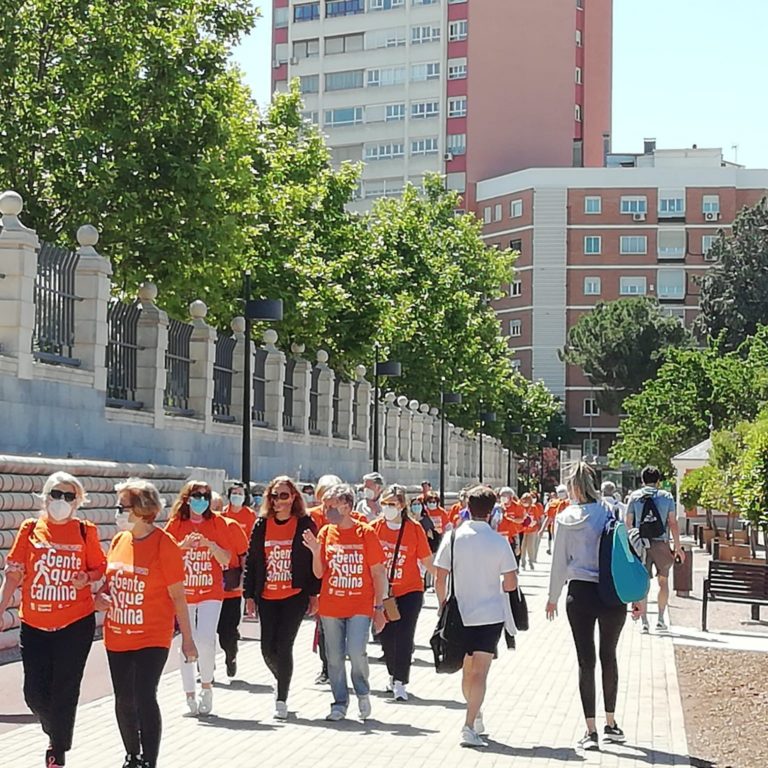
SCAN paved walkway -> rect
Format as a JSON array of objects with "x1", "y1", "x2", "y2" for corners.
[{"x1": 0, "y1": 549, "x2": 691, "y2": 768}]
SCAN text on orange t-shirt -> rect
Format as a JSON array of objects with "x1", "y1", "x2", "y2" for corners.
[
  {"x1": 262, "y1": 516, "x2": 301, "y2": 601},
  {"x1": 372, "y1": 519, "x2": 431, "y2": 598},
  {"x1": 425, "y1": 505, "x2": 449, "y2": 534}
]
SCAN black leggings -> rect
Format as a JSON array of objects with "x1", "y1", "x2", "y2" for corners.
[
  {"x1": 379, "y1": 590, "x2": 423, "y2": 684},
  {"x1": 107, "y1": 647, "x2": 169, "y2": 767},
  {"x1": 565, "y1": 581, "x2": 626, "y2": 719},
  {"x1": 258, "y1": 592, "x2": 309, "y2": 701},
  {"x1": 20, "y1": 612, "x2": 95, "y2": 761},
  {"x1": 217, "y1": 595, "x2": 242, "y2": 661}
]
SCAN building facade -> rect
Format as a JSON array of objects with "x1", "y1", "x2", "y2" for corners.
[
  {"x1": 477, "y1": 145, "x2": 768, "y2": 459},
  {"x1": 271, "y1": 0, "x2": 612, "y2": 209}
]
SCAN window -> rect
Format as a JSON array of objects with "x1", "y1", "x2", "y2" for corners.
[
  {"x1": 448, "y1": 97, "x2": 467, "y2": 117},
  {"x1": 294, "y1": 3, "x2": 320, "y2": 22},
  {"x1": 702, "y1": 235, "x2": 718, "y2": 260},
  {"x1": 301, "y1": 110, "x2": 319, "y2": 124},
  {"x1": 448, "y1": 20, "x2": 468, "y2": 40},
  {"x1": 657, "y1": 269, "x2": 686, "y2": 299},
  {"x1": 619, "y1": 276, "x2": 647, "y2": 295},
  {"x1": 509, "y1": 280, "x2": 522, "y2": 298},
  {"x1": 367, "y1": 66, "x2": 406, "y2": 86},
  {"x1": 294, "y1": 38, "x2": 320, "y2": 59},
  {"x1": 411, "y1": 137, "x2": 439, "y2": 155},
  {"x1": 447, "y1": 133, "x2": 466, "y2": 155},
  {"x1": 511, "y1": 359, "x2": 521, "y2": 371},
  {"x1": 411, "y1": 101, "x2": 439, "y2": 119},
  {"x1": 412, "y1": 0, "x2": 438, "y2": 5},
  {"x1": 576, "y1": 0, "x2": 584, "y2": 9},
  {"x1": 367, "y1": 27, "x2": 406, "y2": 48},
  {"x1": 326, "y1": 0, "x2": 365, "y2": 17},
  {"x1": 575, "y1": 67, "x2": 582, "y2": 84},
  {"x1": 299, "y1": 75, "x2": 319, "y2": 93},
  {"x1": 702, "y1": 195, "x2": 720, "y2": 214},
  {"x1": 483, "y1": 207, "x2": 491, "y2": 224},
  {"x1": 663, "y1": 306, "x2": 686, "y2": 323},
  {"x1": 411, "y1": 25, "x2": 440, "y2": 44},
  {"x1": 274, "y1": 43, "x2": 289, "y2": 64},
  {"x1": 448, "y1": 59, "x2": 467, "y2": 79},
  {"x1": 274, "y1": 7, "x2": 289, "y2": 27},
  {"x1": 575, "y1": 104, "x2": 582, "y2": 122},
  {"x1": 510, "y1": 199, "x2": 523, "y2": 218},
  {"x1": 573, "y1": 139, "x2": 583, "y2": 168},
  {"x1": 583, "y1": 439, "x2": 600, "y2": 459},
  {"x1": 364, "y1": 143, "x2": 404, "y2": 160},
  {"x1": 324, "y1": 107, "x2": 363, "y2": 126},
  {"x1": 448, "y1": 0, "x2": 467, "y2": 3},
  {"x1": 620, "y1": 196, "x2": 647, "y2": 214},
  {"x1": 364, "y1": 178, "x2": 405, "y2": 199},
  {"x1": 583, "y1": 398, "x2": 600, "y2": 417},
  {"x1": 325, "y1": 33, "x2": 364, "y2": 54},
  {"x1": 332, "y1": 144, "x2": 363, "y2": 163},
  {"x1": 274, "y1": 79, "x2": 289, "y2": 92},
  {"x1": 509, "y1": 320, "x2": 522, "y2": 338},
  {"x1": 657, "y1": 229, "x2": 686, "y2": 259},
  {"x1": 494, "y1": 204, "x2": 502, "y2": 222},
  {"x1": 584, "y1": 277, "x2": 601, "y2": 295},
  {"x1": 325, "y1": 69, "x2": 364, "y2": 91},
  {"x1": 620, "y1": 235, "x2": 647, "y2": 254},
  {"x1": 584, "y1": 196, "x2": 602, "y2": 214},
  {"x1": 510, "y1": 238, "x2": 522, "y2": 253},
  {"x1": 584, "y1": 236, "x2": 601, "y2": 254},
  {"x1": 370, "y1": 0, "x2": 404, "y2": 9},
  {"x1": 411, "y1": 62, "x2": 440, "y2": 81},
  {"x1": 659, "y1": 192, "x2": 685, "y2": 217},
  {"x1": 385, "y1": 103, "x2": 406, "y2": 121},
  {"x1": 576, "y1": 29, "x2": 582, "y2": 46}
]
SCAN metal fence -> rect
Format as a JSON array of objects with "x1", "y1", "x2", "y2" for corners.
[
  {"x1": 164, "y1": 318, "x2": 194, "y2": 415},
  {"x1": 32, "y1": 242, "x2": 81, "y2": 365},
  {"x1": 309, "y1": 368, "x2": 320, "y2": 434},
  {"x1": 106, "y1": 300, "x2": 143, "y2": 408},
  {"x1": 253, "y1": 348, "x2": 267, "y2": 425},
  {"x1": 283, "y1": 358, "x2": 296, "y2": 431},
  {"x1": 212, "y1": 333, "x2": 236, "y2": 422}
]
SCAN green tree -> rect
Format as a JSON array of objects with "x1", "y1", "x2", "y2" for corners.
[
  {"x1": 561, "y1": 297, "x2": 691, "y2": 414},
  {"x1": 733, "y1": 413, "x2": 768, "y2": 559},
  {"x1": 697, "y1": 197, "x2": 768, "y2": 349}
]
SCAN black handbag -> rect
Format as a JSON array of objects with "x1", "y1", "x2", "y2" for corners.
[
  {"x1": 509, "y1": 587, "x2": 529, "y2": 631},
  {"x1": 223, "y1": 564, "x2": 243, "y2": 592},
  {"x1": 430, "y1": 531, "x2": 465, "y2": 674}
]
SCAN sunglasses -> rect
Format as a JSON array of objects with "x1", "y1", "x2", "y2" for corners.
[
  {"x1": 115, "y1": 505, "x2": 134, "y2": 514},
  {"x1": 189, "y1": 492, "x2": 211, "y2": 500},
  {"x1": 50, "y1": 489, "x2": 77, "y2": 502},
  {"x1": 269, "y1": 491, "x2": 292, "y2": 501}
]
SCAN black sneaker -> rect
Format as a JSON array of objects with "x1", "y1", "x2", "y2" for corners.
[
  {"x1": 226, "y1": 656, "x2": 237, "y2": 678},
  {"x1": 45, "y1": 748, "x2": 65, "y2": 767},
  {"x1": 603, "y1": 723, "x2": 626, "y2": 743},
  {"x1": 577, "y1": 731, "x2": 600, "y2": 751},
  {"x1": 121, "y1": 756, "x2": 143, "y2": 768}
]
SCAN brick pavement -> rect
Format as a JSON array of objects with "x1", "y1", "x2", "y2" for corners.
[{"x1": 0, "y1": 549, "x2": 691, "y2": 768}]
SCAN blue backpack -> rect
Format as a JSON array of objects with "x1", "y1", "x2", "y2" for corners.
[{"x1": 598, "y1": 513, "x2": 650, "y2": 606}]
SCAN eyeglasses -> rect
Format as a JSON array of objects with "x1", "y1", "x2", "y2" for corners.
[
  {"x1": 189, "y1": 492, "x2": 211, "y2": 500},
  {"x1": 269, "y1": 491, "x2": 292, "y2": 501},
  {"x1": 115, "y1": 505, "x2": 134, "y2": 514},
  {"x1": 50, "y1": 489, "x2": 77, "y2": 502}
]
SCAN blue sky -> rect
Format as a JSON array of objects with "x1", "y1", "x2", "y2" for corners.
[{"x1": 233, "y1": 0, "x2": 768, "y2": 168}]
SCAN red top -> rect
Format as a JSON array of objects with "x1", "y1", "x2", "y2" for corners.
[{"x1": 372, "y1": 519, "x2": 431, "y2": 597}]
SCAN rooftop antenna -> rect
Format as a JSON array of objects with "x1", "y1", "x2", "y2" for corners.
[{"x1": 731, "y1": 144, "x2": 739, "y2": 164}]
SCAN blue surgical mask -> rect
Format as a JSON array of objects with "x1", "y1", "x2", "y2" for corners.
[
  {"x1": 253, "y1": 495, "x2": 263, "y2": 506},
  {"x1": 189, "y1": 497, "x2": 209, "y2": 515},
  {"x1": 412, "y1": 503, "x2": 423, "y2": 514}
]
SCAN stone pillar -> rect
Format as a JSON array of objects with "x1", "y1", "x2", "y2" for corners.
[
  {"x1": 353, "y1": 365, "x2": 371, "y2": 444},
  {"x1": 135, "y1": 283, "x2": 168, "y2": 427},
  {"x1": 420, "y1": 404, "x2": 433, "y2": 463},
  {"x1": 230, "y1": 317, "x2": 252, "y2": 426},
  {"x1": 384, "y1": 392, "x2": 398, "y2": 462},
  {"x1": 0, "y1": 191, "x2": 38, "y2": 379},
  {"x1": 410, "y1": 400, "x2": 423, "y2": 464},
  {"x1": 336, "y1": 379, "x2": 354, "y2": 443},
  {"x1": 262, "y1": 329, "x2": 286, "y2": 432},
  {"x1": 448, "y1": 424, "x2": 460, "y2": 481},
  {"x1": 315, "y1": 349, "x2": 334, "y2": 440},
  {"x1": 397, "y1": 395, "x2": 411, "y2": 463},
  {"x1": 187, "y1": 300, "x2": 216, "y2": 425},
  {"x1": 430, "y1": 407, "x2": 440, "y2": 464},
  {"x1": 72, "y1": 225, "x2": 112, "y2": 391},
  {"x1": 290, "y1": 343, "x2": 311, "y2": 436}
]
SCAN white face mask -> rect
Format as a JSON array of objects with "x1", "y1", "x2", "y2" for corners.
[
  {"x1": 557, "y1": 491, "x2": 568, "y2": 500},
  {"x1": 47, "y1": 498, "x2": 73, "y2": 521},
  {"x1": 426, "y1": 502, "x2": 438, "y2": 510},
  {"x1": 363, "y1": 487, "x2": 377, "y2": 500},
  {"x1": 500, "y1": 496, "x2": 512, "y2": 505},
  {"x1": 303, "y1": 494, "x2": 315, "y2": 504},
  {"x1": 381, "y1": 504, "x2": 400, "y2": 521},
  {"x1": 229, "y1": 494, "x2": 245, "y2": 508},
  {"x1": 115, "y1": 511, "x2": 135, "y2": 532}
]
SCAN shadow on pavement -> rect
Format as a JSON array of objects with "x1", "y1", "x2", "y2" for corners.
[
  {"x1": 0, "y1": 714, "x2": 37, "y2": 725},
  {"x1": 292, "y1": 716, "x2": 438, "y2": 737},
  {"x1": 195, "y1": 716, "x2": 277, "y2": 732},
  {"x1": 213, "y1": 679, "x2": 274, "y2": 693},
  {"x1": 480, "y1": 740, "x2": 581, "y2": 760},
  {"x1": 610, "y1": 745, "x2": 702, "y2": 766},
  {"x1": 404, "y1": 694, "x2": 465, "y2": 710}
]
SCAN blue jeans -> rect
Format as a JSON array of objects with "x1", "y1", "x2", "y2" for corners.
[{"x1": 320, "y1": 615, "x2": 372, "y2": 711}]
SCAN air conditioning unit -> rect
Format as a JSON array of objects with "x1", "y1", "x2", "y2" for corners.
[
  {"x1": 632, "y1": 213, "x2": 646, "y2": 222},
  {"x1": 704, "y1": 211, "x2": 720, "y2": 222},
  {"x1": 443, "y1": 152, "x2": 454, "y2": 161},
  {"x1": 272, "y1": 60, "x2": 281, "y2": 69},
  {"x1": 290, "y1": 56, "x2": 299, "y2": 65}
]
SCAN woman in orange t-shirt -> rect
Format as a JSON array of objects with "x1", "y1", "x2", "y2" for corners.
[
  {"x1": 243, "y1": 476, "x2": 320, "y2": 720},
  {"x1": 302, "y1": 482, "x2": 387, "y2": 722},
  {"x1": 165, "y1": 480, "x2": 233, "y2": 717},
  {"x1": 97, "y1": 478, "x2": 196, "y2": 768},
  {"x1": 372, "y1": 485, "x2": 433, "y2": 702},
  {"x1": 0, "y1": 471, "x2": 106, "y2": 768},
  {"x1": 518, "y1": 493, "x2": 541, "y2": 570}
]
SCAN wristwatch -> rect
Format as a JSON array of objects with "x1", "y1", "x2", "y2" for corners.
[{"x1": 373, "y1": 604, "x2": 384, "y2": 611}]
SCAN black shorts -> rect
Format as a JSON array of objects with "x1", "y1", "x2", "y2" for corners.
[{"x1": 462, "y1": 622, "x2": 503, "y2": 656}]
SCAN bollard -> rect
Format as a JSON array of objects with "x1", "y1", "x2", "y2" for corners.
[{"x1": 673, "y1": 545, "x2": 693, "y2": 597}]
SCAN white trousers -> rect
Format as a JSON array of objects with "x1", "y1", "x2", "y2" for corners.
[{"x1": 180, "y1": 600, "x2": 223, "y2": 693}]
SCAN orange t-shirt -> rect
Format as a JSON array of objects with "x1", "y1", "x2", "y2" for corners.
[
  {"x1": 221, "y1": 517, "x2": 249, "y2": 598},
  {"x1": 519, "y1": 508, "x2": 539, "y2": 535},
  {"x1": 318, "y1": 522, "x2": 385, "y2": 618},
  {"x1": 307, "y1": 505, "x2": 326, "y2": 532},
  {"x1": 223, "y1": 504, "x2": 257, "y2": 542},
  {"x1": 424, "y1": 505, "x2": 450, "y2": 534},
  {"x1": 103, "y1": 529, "x2": 185, "y2": 651},
  {"x1": 546, "y1": 498, "x2": 569, "y2": 520},
  {"x1": 372, "y1": 519, "x2": 431, "y2": 598},
  {"x1": 6, "y1": 517, "x2": 106, "y2": 631},
  {"x1": 262, "y1": 516, "x2": 301, "y2": 601},
  {"x1": 164, "y1": 514, "x2": 233, "y2": 603}
]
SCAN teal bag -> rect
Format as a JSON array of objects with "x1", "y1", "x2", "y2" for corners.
[{"x1": 599, "y1": 515, "x2": 650, "y2": 606}]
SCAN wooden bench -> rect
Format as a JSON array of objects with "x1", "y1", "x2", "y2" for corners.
[{"x1": 702, "y1": 560, "x2": 768, "y2": 631}]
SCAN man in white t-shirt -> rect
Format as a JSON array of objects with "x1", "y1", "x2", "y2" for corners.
[{"x1": 435, "y1": 485, "x2": 518, "y2": 749}]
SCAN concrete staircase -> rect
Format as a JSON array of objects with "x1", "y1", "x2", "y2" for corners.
[{"x1": 0, "y1": 454, "x2": 225, "y2": 651}]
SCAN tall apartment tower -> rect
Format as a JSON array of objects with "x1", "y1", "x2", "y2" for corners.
[{"x1": 271, "y1": 0, "x2": 612, "y2": 209}]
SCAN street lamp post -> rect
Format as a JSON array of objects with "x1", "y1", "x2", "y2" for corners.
[
  {"x1": 241, "y1": 270, "x2": 283, "y2": 489},
  {"x1": 478, "y1": 406, "x2": 496, "y2": 483},
  {"x1": 372, "y1": 344, "x2": 401, "y2": 472},
  {"x1": 439, "y1": 381, "x2": 462, "y2": 507}
]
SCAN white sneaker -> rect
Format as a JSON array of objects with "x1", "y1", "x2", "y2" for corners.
[
  {"x1": 358, "y1": 694, "x2": 372, "y2": 720},
  {"x1": 274, "y1": 700, "x2": 288, "y2": 720},
  {"x1": 325, "y1": 707, "x2": 345, "y2": 722},
  {"x1": 656, "y1": 619, "x2": 668, "y2": 632},
  {"x1": 641, "y1": 620, "x2": 650, "y2": 634},
  {"x1": 198, "y1": 688, "x2": 213, "y2": 716},
  {"x1": 392, "y1": 681, "x2": 408, "y2": 702},
  {"x1": 385, "y1": 676, "x2": 394, "y2": 693},
  {"x1": 460, "y1": 726, "x2": 488, "y2": 748},
  {"x1": 473, "y1": 711, "x2": 487, "y2": 735},
  {"x1": 184, "y1": 696, "x2": 198, "y2": 717}
]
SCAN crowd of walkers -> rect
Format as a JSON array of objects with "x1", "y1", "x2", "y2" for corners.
[{"x1": 0, "y1": 461, "x2": 682, "y2": 765}]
